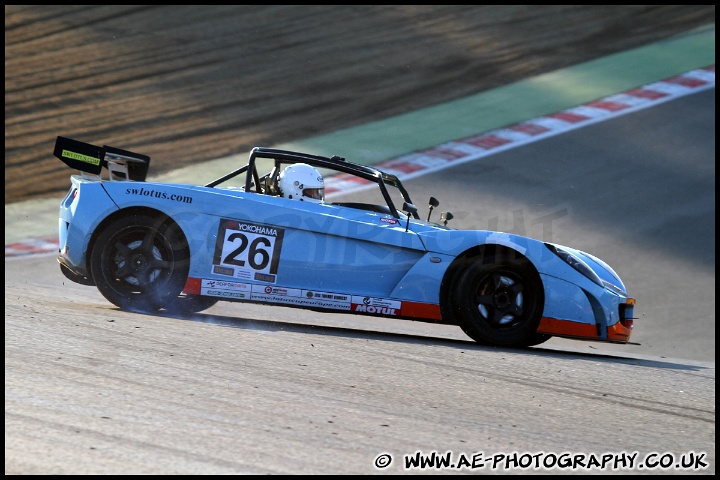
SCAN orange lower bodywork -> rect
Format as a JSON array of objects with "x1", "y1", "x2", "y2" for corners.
[
  {"x1": 183, "y1": 277, "x2": 202, "y2": 295},
  {"x1": 400, "y1": 301, "x2": 442, "y2": 321},
  {"x1": 183, "y1": 276, "x2": 635, "y2": 342},
  {"x1": 538, "y1": 316, "x2": 634, "y2": 343},
  {"x1": 538, "y1": 317, "x2": 600, "y2": 339}
]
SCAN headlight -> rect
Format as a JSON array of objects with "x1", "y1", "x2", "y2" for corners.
[
  {"x1": 582, "y1": 251, "x2": 626, "y2": 293},
  {"x1": 545, "y1": 243, "x2": 604, "y2": 287}
]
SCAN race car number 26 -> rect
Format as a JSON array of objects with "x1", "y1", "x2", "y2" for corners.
[{"x1": 213, "y1": 219, "x2": 284, "y2": 279}]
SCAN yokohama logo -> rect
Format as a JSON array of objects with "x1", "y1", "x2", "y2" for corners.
[{"x1": 354, "y1": 304, "x2": 397, "y2": 315}]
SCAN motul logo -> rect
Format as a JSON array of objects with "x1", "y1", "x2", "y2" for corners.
[{"x1": 354, "y1": 304, "x2": 397, "y2": 315}]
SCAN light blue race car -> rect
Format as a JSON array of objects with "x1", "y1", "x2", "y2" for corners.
[{"x1": 55, "y1": 136, "x2": 635, "y2": 348}]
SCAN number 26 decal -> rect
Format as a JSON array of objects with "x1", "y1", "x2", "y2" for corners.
[
  {"x1": 223, "y1": 233, "x2": 271, "y2": 270},
  {"x1": 213, "y1": 219, "x2": 284, "y2": 275}
]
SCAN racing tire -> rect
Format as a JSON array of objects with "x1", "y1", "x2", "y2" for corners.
[
  {"x1": 453, "y1": 254, "x2": 545, "y2": 347},
  {"x1": 90, "y1": 214, "x2": 190, "y2": 312}
]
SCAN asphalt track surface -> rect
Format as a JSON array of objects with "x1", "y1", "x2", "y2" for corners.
[{"x1": 4, "y1": 27, "x2": 716, "y2": 474}]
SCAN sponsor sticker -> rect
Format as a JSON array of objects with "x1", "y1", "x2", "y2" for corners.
[
  {"x1": 200, "y1": 278, "x2": 251, "y2": 298},
  {"x1": 305, "y1": 290, "x2": 351, "y2": 303},
  {"x1": 213, "y1": 265, "x2": 234, "y2": 277},
  {"x1": 352, "y1": 296, "x2": 401, "y2": 309},
  {"x1": 203, "y1": 289, "x2": 247, "y2": 299},
  {"x1": 351, "y1": 296, "x2": 402, "y2": 316},
  {"x1": 352, "y1": 304, "x2": 399, "y2": 315},
  {"x1": 254, "y1": 272, "x2": 276, "y2": 283},
  {"x1": 213, "y1": 219, "x2": 285, "y2": 282},
  {"x1": 250, "y1": 284, "x2": 351, "y2": 310},
  {"x1": 254, "y1": 285, "x2": 298, "y2": 296},
  {"x1": 202, "y1": 279, "x2": 251, "y2": 292},
  {"x1": 62, "y1": 149, "x2": 100, "y2": 165}
]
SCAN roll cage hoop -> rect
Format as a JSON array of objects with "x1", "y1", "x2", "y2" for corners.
[{"x1": 205, "y1": 147, "x2": 419, "y2": 219}]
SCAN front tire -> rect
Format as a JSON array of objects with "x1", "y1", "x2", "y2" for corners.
[
  {"x1": 90, "y1": 214, "x2": 190, "y2": 312},
  {"x1": 453, "y1": 255, "x2": 545, "y2": 347}
]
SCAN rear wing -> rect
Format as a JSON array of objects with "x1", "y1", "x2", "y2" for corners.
[{"x1": 53, "y1": 136, "x2": 151, "y2": 181}]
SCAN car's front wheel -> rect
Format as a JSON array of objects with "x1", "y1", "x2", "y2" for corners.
[
  {"x1": 453, "y1": 255, "x2": 546, "y2": 347},
  {"x1": 90, "y1": 214, "x2": 190, "y2": 312}
]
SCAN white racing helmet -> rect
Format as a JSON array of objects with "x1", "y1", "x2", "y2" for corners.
[{"x1": 278, "y1": 163, "x2": 325, "y2": 203}]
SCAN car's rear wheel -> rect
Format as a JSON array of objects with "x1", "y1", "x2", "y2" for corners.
[
  {"x1": 90, "y1": 215, "x2": 190, "y2": 312},
  {"x1": 453, "y1": 254, "x2": 547, "y2": 347}
]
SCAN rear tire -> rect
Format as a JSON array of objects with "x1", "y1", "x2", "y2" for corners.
[
  {"x1": 452, "y1": 255, "x2": 545, "y2": 347},
  {"x1": 90, "y1": 215, "x2": 190, "y2": 312}
]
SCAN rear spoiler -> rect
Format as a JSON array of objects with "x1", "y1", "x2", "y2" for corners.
[{"x1": 53, "y1": 136, "x2": 151, "y2": 181}]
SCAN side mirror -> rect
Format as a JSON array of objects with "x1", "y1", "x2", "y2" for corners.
[
  {"x1": 402, "y1": 202, "x2": 418, "y2": 231},
  {"x1": 402, "y1": 201, "x2": 418, "y2": 217},
  {"x1": 427, "y1": 196, "x2": 439, "y2": 222},
  {"x1": 441, "y1": 211, "x2": 454, "y2": 226}
]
